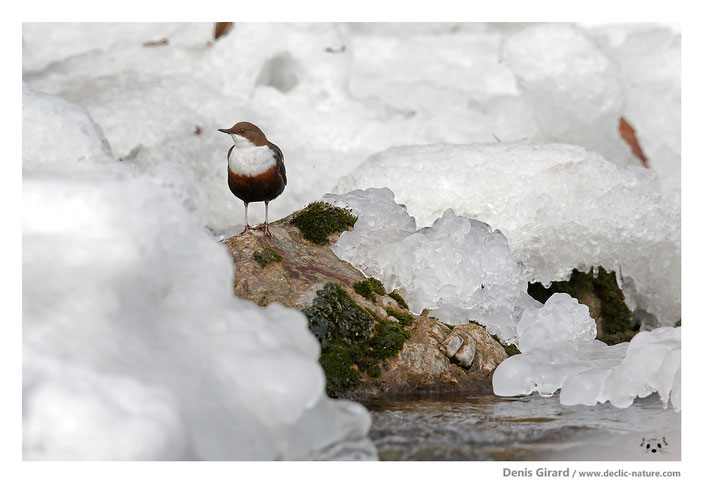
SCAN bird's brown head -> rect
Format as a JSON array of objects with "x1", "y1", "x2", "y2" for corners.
[{"x1": 218, "y1": 121, "x2": 268, "y2": 147}]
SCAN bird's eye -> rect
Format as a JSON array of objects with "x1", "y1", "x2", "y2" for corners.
[{"x1": 240, "y1": 129, "x2": 245, "y2": 134}]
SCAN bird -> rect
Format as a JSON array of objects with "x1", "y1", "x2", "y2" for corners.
[{"x1": 218, "y1": 122, "x2": 287, "y2": 236}]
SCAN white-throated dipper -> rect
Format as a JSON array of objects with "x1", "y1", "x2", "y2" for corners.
[{"x1": 218, "y1": 122, "x2": 287, "y2": 236}]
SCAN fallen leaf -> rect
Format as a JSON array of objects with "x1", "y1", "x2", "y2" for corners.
[
  {"x1": 214, "y1": 22, "x2": 233, "y2": 40},
  {"x1": 619, "y1": 117, "x2": 650, "y2": 168}
]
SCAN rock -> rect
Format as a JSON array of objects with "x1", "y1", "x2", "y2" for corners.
[
  {"x1": 221, "y1": 207, "x2": 508, "y2": 398},
  {"x1": 452, "y1": 336, "x2": 476, "y2": 368}
]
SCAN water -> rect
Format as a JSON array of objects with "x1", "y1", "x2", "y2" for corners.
[{"x1": 362, "y1": 393, "x2": 680, "y2": 461}]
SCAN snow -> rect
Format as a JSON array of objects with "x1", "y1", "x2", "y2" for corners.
[
  {"x1": 22, "y1": 81, "x2": 375, "y2": 460},
  {"x1": 22, "y1": 23, "x2": 680, "y2": 236},
  {"x1": 334, "y1": 142, "x2": 680, "y2": 327},
  {"x1": 22, "y1": 84, "x2": 114, "y2": 173}
]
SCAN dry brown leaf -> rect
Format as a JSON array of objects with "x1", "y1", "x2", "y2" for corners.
[
  {"x1": 194, "y1": 126, "x2": 202, "y2": 136},
  {"x1": 214, "y1": 22, "x2": 233, "y2": 40},
  {"x1": 619, "y1": 117, "x2": 650, "y2": 168}
]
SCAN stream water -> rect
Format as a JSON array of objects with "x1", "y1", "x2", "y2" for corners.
[{"x1": 362, "y1": 393, "x2": 680, "y2": 461}]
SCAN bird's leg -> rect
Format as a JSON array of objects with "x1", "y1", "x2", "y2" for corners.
[
  {"x1": 263, "y1": 200, "x2": 272, "y2": 237},
  {"x1": 240, "y1": 202, "x2": 252, "y2": 234}
]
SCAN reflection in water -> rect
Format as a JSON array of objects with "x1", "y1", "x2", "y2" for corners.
[{"x1": 361, "y1": 393, "x2": 680, "y2": 461}]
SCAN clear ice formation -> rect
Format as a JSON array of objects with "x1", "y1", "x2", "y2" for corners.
[
  {"x1": 22, "y1": 85, "x2": 376, "y2": 460},
  {"x1": 324, "y1": 188, "x2": 537, "y2": 344},
  {"x1": 493, "y1": 294, "x2": 681, "y2": 410},
  {"x1": 326, "y1": 188, "x2": 680, "y2": 410}
]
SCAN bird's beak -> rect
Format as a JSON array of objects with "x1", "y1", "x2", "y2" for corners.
[{"x1": 218, "y1": 128, "x2": 231, "y2": 134}]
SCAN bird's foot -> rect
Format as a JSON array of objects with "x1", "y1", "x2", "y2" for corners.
[
  {"x1": 257, "y1": 223, "x2": 273, "y2": 238},
  {"x1": 240, "y1": 224, "x2": 253, "y2": 235}
]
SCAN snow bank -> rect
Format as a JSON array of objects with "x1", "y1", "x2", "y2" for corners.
[
  {"x1": 500, "y1": 24, "x2": 632, "y2": 168},
  {"x1": 23, "y1": 86, "x2": 375, "y2": 460},
  {"x1": 324, "y1": 188, "x2": 537, "y2": 343},
  {"x1": 22, "y1": 23, "x2": 680, "y2": 235},
  {"x1": 22, "y1": 84, "x2": 114, "y2": 173},
  {"x1": 334, "y1": 142, "x2": 680, "y2": 327},
  {"x1": 583, "y1": 24, "x2": 681, "y2": 191},
  {"x1": 493, "y1": 293, "x2": 681, "y2": 410}
]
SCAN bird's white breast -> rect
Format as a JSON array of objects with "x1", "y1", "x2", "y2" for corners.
[{"x1": 227, "y1": 138, "x2": 276, "y2": 177}]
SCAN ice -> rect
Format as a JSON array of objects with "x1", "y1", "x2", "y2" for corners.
[
  {"x1": 334, "y1": 142, "x2": 680, "y2": 327},
  {"x1": 325, "y1": 189, "x2": 680, "y2": 410},
  {"x1": 493, "y1": 294, "x2": 681, "y2": 410},
  {"x1": 23, "y1": 88, "x2": 375, "y2": 460},
  {"x1": 324, "y1": 188, "x2": 537, "y2": 344},
  {"x1": 516, "y1": 293, "x2": 596, "y2": 352}
]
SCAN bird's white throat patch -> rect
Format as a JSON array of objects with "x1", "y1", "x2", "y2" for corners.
[{"x1": 227, "y1": 135, "x2": 276, "y2": 177}]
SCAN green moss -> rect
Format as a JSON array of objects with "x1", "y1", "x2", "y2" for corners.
[
  {"x1": 302, "y1": 283, "x2": 374, "y2": 352},
  {"x1": 528, "y1": 266, "x2": 633, "y2": 344},
  {"x1": 388, "y1": 290, "x2": 409, "y2": 310},
  {"x1": 495, "y1": 336, "x2": 520, "y2": 357},
  {"x1": 369, "y1": 320, "x2": 409, "y2": 360},
  {"x1": 319, "y1": 346, "x2": 360, "y2": 395},
  {"x1": 353, "y1": 277, "x2": 386, "y2": 302},
  {"x1": 302, "y1": 282, "x2": 411, "y2": 397},
  {"x1": 368, "y1": 277, "x2": 386, "y2": 295},
  {"x1": 252, "y1": 247, "x2": 283, "y2": 268},
  {"x1": 385, "y1": 307, "x2": 414, "y2": 327},
  {"x1": 290, "y1": 201, "x2": 357, "y2": 245},
  {"x1": 353, "y1": 280, "x2": 377, "y2": 302},
  {"x1": 675, "y1": 319, "x2": 681, "y2": 327}
]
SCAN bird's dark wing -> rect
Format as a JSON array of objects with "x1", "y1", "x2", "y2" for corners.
[{"x1": 268, "y1": 142, "x2": 287, "y2": 186}]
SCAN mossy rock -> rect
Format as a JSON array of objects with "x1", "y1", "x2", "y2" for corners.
[
  {"x1": 354, "y1": 280, "x2": 377, "y2": 301},
  {"x1": 471, "y1": 320, "x2": 520, "y2": 356},
  {"x1": 385, "y1": 307, "x2": 414, "y2": 327},
  {"x1": 388, "y1": 290, "x2": 409, "y2": 310},
  {"x1": 302, "y1": 283, "x2": 374, "y2": 351},
  {"x1": 528, "y1": 266, "x2": 633, "y2": 345},
  {"x1": 290, "y1": 201, "x2": 357, "y2": 245},
  {"x1": 252, "y1": 247, "x2": 283, "y2": 268},
  {"x1": 302, "y1": 282, "x2": 411, "y2": 397},
  {"x1": 319, "y1": 346, "x2": 361, "y2": 396},
  {"x1": 353, "y1": 277, "x2": 386, "y2": 302}
]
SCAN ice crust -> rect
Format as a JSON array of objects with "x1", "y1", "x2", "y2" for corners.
[
  {"x1": 22, "y1": 86, "x2": 376, "y2": 460},
  {"x1": 326, "y1": 189, "x2": 680, "y2": 410},
  {"x1": 493, "y1": 294, "x2": 681, "y2": 410},
  {"x1": 22, "y1": 23, "x2": 680, "y2": 234},
  {"x1": 334, "y1": 142, "x2": 680, "y2": 327},
  {"x1": 324, "y1": 188, "x2": 537, "y2": 344}
]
